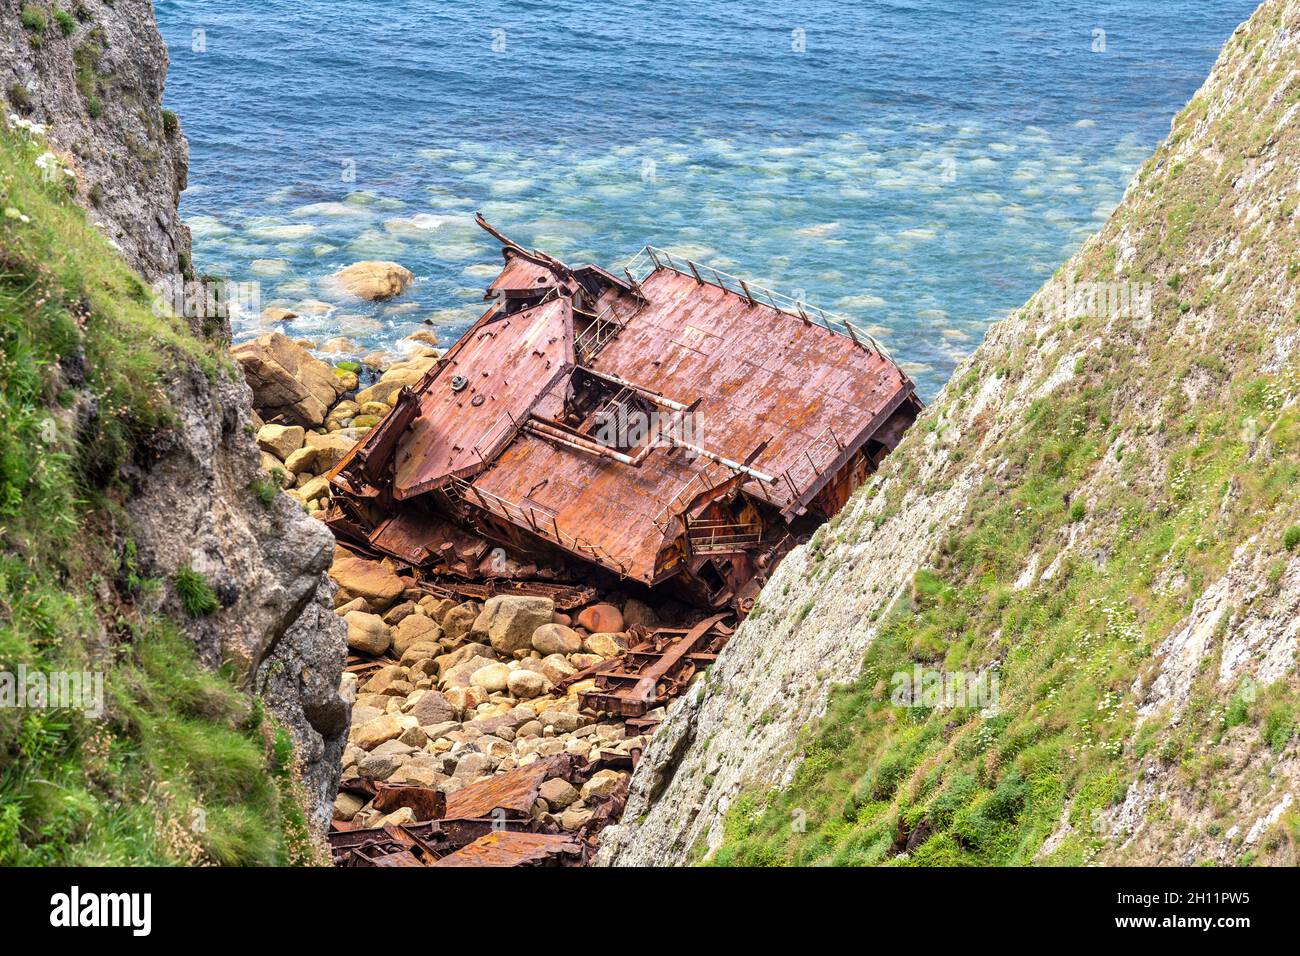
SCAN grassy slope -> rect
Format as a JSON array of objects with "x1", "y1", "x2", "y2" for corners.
[
  {"x1": 715, "y1": 5, "x2": 1300, "y2": 866},
  {"x1": 0, "y1": 123, "x2": 316, "y2": 864}
]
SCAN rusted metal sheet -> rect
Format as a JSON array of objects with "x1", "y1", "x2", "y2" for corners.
[
  {"x1": 393, "y1": 298, "x2": 574, "y2": 497},
  {"x1": 328, "y1": 753, "x2": 625, "y2": 867},
  {"x1": 443, "y1": 753, "x2": 583, "y2": 820},
  {"x1": 327, "y1": 817, "x2": 536, "y2": 867},
  {"x1": 367, "y1": 504, "x2": 487, "y2": 570},
  {"x1": 585, "y1": 268, "x2": 914, "y2": 512},
  {"x1": 431, "y1": 831, "x2": 586, "y2": 868}
]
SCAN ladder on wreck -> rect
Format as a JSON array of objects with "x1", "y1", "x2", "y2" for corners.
[{"x1": 574, "y1": 303, "x2": 633, "y2": 365}]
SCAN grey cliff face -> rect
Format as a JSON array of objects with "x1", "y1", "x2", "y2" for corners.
[
  {"x1": 3, "y1": 0, "x2": 349, "y2": 831},
  {"x1": 2, "y1": 0, "x2": 192, "y2": 283}
]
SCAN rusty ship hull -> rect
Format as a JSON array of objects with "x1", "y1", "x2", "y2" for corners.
[{"x1": 325, "y1": 216, "x2": 921, "y2": 613}]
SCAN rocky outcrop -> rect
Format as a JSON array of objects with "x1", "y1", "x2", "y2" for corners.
[
  {"x1": 601, "y1": 0, "x2": 1300, "y2": 867},
  {"x1": 257, "y1": 581, "x2": 353, "y2": 835},
  {"x1": 3, "y1": 0, "x2": 349, "y2": 830},
  {"x1": 1, "y1": 0, "x2": 191, "y2": 282},
  {"x1": 121, "y1": 337, "x2": 350, "y2": 831},
  {"x1": 232, "y1": 332, "x2": 350, "y2": 427}
]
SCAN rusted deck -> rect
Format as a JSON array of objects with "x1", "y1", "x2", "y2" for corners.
[
  {"x1": 394, "y1": 296, "x2": 573, "y2": 497},
  {"x1": 590, "y1": 267, "x2": 914, "y2": 513}
]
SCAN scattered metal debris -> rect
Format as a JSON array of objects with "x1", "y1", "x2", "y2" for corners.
[
  {"x1": 431, "y1": 831, "x2": 587, "y2": 867},
  {"x1": 555, "y1": 613, "x2": 733, "y2": 717},
  {"x1": 327, "y1": 753, "x2": 627, "y2": 867}
]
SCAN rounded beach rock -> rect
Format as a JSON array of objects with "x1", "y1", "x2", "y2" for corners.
[{"x1": 334, "y1": 261, "x2": 414, "y2": 301}]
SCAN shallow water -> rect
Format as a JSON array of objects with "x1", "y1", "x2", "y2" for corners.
[{"x1": 157, "y1": 0, "x2": 1255, "y2": 398}]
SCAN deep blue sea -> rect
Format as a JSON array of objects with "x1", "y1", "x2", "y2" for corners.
[{"x1": 155, "y1": 0, "x2": 1256, "y2": 398}]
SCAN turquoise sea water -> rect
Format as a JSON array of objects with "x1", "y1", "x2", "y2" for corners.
[{"x1": 156, "y1": 0, "x2": 1255, "y2": 398}]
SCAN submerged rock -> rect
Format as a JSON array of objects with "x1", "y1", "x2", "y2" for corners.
[{"x1": 333, "y1": 260, "x2": 414, "y2": 301}]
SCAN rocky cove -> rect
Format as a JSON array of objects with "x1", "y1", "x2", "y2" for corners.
[{"x1": 6, "y1": 0, "x2": 1299, "y2": 876}]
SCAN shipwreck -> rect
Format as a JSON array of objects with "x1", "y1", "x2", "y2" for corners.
[{"x1": 325, "y1": 215, "x2": 921, "y2": 614}]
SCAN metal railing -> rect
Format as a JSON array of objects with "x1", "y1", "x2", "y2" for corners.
[
  {"x1": 746, "y1": 426, "x2": 846, "y2": 507},
  {"x1": 787, "y1": 426, "x2": 846, "y2": 502},
  {"x1": 471, "y1": 411, "x2": 520, "y2": 467},
  {"x1": 685, "y1": 519, "x2": 763, "y2": 555},
  {"x1": 447, "y1": 476, "x2": 629, "y2": 575},
  {"x1": 624, "y1": 245, "x2": 893, "y2": 362}
]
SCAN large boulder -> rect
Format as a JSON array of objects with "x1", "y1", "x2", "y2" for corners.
[
  {"x1": 344, "y1": 611, "x2": 391, "y2": 655},
  {"x1": 441, "y1": 654, "x2": 499, "y2": 690},
  {"x1": 330, "y1": 550, "x2": 406, "y2": 609},
  {"x1": 355, "y1": 357, "x2": 437, "y2": 405},
  {"x1": 473, "y1": 595, "x2": 555, "y2": 656},
  {"x1": 538, "y1": 777, "x2": 579, "y2": 811},
  {"x1": 577, "y1": 603, "x2": 624, "y2": 634},
  {"x1": 296, "y1": 474, "x2": 331, "y2": 504},
  {"x1": 539, "y1": 654, "x2": 578, "y2": 685},
  {"x1": 539, "y1": 708, "x2": 585, "y2": 734},
  {"x1": 531, "y1": 623, "x2": 582, "y2": 656},
  {"x1": 388, "y1": 761, "x2": 448, "y2": 789},
  {"x1": 441, "y1": 602, "x2": 480, "y2": 644},
  {"x1": 434, "y1": 642, "x2": 495, "y2": 678},
  {"x1": 334, "y1": 261, "x2": 414, "y2": 301},
  {"x1": 584, "y1": 632, "x2": 627, "y2": 659},
  {"x1": 581, "y1": 769, "x2": 626, "y2": 801},
  {"x1": 406, "y1": 689, "x2": 456, "y2": 725},
  {"x1": 303, "y1": 432, "x2": 358, "y2": 472},
  {"x1": 256, "y1": 423, "x2": 305, "y2": 460},
  {"x1": 231, "y1": 332, "x2": 346, "y2": 427},
  {"x1": 470, "y1": 662, "x2": 511, "y2": 694},
  {"x1": 392, "y1": 613, "x2": 442, "y2": 656},
  {"x1": 359, "y1": 664, "x2": 405, "y2": 695},
  {"x1": 283, "y1": 445, "x2": 319, "y2": 475},
  {"x1": 506, "y1": 668, "x2": 549, "y2": 699},
  {"x1": 355, "y1": 379, "x2": 407, "y2": 407},
  {"x1": 350, "y1": 714, "x2": 406, "y2": 751}
]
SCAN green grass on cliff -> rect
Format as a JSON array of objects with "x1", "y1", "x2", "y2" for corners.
[
  {"x1": 0, "y1": 124, "x2": 316, "y2": 864},
  {"x1": 713, "y1": 10, "x2": 1300, "y2": 868}
]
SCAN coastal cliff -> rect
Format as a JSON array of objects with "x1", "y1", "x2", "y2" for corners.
[
  {"x1": 1, "y1": 0, "x2": 347, "y2": 859},
  {"x1": 1, "y1": 0, "x2": 190, "y2": 281},
  {"x1": 600, "y1": 0, "x2": 1300, "y2": 866}
]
